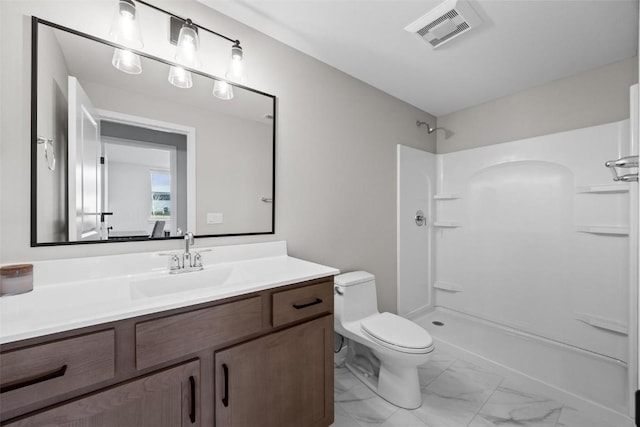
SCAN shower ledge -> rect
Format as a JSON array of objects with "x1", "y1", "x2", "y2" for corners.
[
  {"x1": 433, "y1": 221, "x2": 461, "y2": 228},
  {"x1": 575, "y1": 184, "x2": 630, "y2": 194},
  {"x1": 575, "y1": 226, "x2": 629, "y2": 236},
  {"x1": 434, "y1": 193, "x2": 461, "y2": 200}
]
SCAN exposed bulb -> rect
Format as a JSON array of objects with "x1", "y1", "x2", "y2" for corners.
[
  {"x1": 112, "y1": 48, "x2": 142, "y2": 74},
  {"x1": 225, "y1": 41, "x2": 247, "y2": 83},
  {"x1": 175, "y1": 20, "x2": 200, "y2": 68},
  {"x1": 213, "y1": 80, "x2": 234, "y2": 100},
  {"x1": 109, "y1": 0, "x2": 143, "y2": 49},
  {"x1": 168, "y1": 66, "x2": 193, "y2": 88}
]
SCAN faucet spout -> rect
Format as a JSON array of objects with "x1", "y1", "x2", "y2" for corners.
[{"x1": 184, "y1": 232, "x2": 194, "y2": 254}]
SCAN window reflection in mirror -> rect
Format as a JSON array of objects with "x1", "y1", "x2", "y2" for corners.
[{"x1": 32, "y1": 19, "x2": 276, "y2": 246}]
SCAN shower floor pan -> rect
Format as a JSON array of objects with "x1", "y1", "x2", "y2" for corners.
[{"x1": 412, "y1": 307, "x2": 633, "y2": 427}]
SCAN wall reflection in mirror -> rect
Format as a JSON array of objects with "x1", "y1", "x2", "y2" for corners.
[{"x1": 32, "y1": 19, "x2": 276, "y2": 246}]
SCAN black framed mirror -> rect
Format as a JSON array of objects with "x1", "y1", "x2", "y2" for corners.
[{"x1": 31, "y1": 17, "x2": 276, "y2": 246}]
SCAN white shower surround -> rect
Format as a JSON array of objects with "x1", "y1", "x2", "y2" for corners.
[{"x1": 397, "y1": 117, "x2": 638, "y2": 424}]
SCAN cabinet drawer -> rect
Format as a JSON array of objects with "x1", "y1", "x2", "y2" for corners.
[
  {"x1": 136, "y1": 296, "x2": 263, "y2": 370},
  {"x1": 4, "y1": 359, "x2": 200, "y2": 427},
  {"x1": 0, "y1": 330, "x2": 115, "y2": 414},
  {"x1": 272, "y1": 280, "x2": 333, "y2": 327}
]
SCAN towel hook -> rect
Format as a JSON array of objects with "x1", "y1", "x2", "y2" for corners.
[{"x1": 37, "y1": 136, "x2": 55, "y2": 171}]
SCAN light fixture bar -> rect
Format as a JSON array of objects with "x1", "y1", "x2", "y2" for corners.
[{"x1": 134, "y1": 0, "x2": 237, "y2": 44}]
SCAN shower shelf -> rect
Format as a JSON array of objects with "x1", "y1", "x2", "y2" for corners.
[
  {"x1": 433, "y1": 221, "x2": 461, "y2": 228},
  {"x1": 575, "y1": 226, "x2": 629, "y2": 236},
  {"x1": 575, "y1": 312, "x2": 628, "y2": 335},
  {"x1": 575, "y1": 184, "x2": 630, "y2": 194},
  {"x1": 434, "y1": 282, "x2": 463, "y2": 292},
  {"x1": 434, "y1": 193, "x2": 461, "y2": 200}
]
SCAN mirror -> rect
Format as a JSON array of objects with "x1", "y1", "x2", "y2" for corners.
[{"x1": 32, "y1": 18, "x2": 276, "y2": 246}]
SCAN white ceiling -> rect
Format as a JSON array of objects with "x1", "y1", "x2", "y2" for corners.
[{"x1": 199, "y1": 0, "x2": 639, "y2": 116}]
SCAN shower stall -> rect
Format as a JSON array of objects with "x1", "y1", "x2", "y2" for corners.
[{"x1": 397, "y1": 86, "x2": 639, "y2": 425}]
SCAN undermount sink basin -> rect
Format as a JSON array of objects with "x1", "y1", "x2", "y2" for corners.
[{"x1": 130, "y1": 265, "x2": 255, "y2": 299}]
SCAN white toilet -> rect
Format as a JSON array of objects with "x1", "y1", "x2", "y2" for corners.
[{"x1": 334, "y1": 271, "x2": 434, "y2": 409}]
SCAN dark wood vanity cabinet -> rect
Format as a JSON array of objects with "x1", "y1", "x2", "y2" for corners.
[
  {"x1": 0, "y1": 277, "x2": 334, "y2": 427},
  {"x1": 215, "y1": 316, "x2": 333, "y2": 427},
  {"x1": 4, "y1": 360, "x2": 200, "y2": 427}
]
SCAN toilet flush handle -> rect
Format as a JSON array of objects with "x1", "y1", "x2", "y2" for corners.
[{"x1": 334, "y1": 286, "x2": 343, "y2": 295}]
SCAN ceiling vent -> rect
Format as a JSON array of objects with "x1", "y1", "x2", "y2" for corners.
[{"x1": 405, "y1": 0, "x2": 482, "y2": 49}]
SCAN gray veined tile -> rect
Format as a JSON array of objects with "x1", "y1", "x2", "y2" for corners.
[
  {"x1": 412, "y1": 368, "x2": 497, "y2": 427},
  {"x1": 555, "y1": 406, "x2": 616, "y2": 427},
  {"x1": 423, "y1": 346, "x2": 458, "y2": 367},
  {"x1": 335, "y1": 365, "x2": 361, "y2": 397},
  {"x1": 472, "y1": 385, "x2": 563, "y2": 427},
  {"x1": 446, "y1": 359, "x2": 504, "y2": 390},
  {"x1": 331, "y1": 403, "x2": 363, "y2": 427},
  {"x1": 417, "y1": 363, "x2": 449, "y2": 389},
  {"x1": 418, "y1": 347, "x2": 458, "y2": 389},
  {"x1": 335, "y1": 383, "x2": 398, "y2": 427},
  {"x1": 379, "y1": 409, "x2": 428, "y2": 427}
]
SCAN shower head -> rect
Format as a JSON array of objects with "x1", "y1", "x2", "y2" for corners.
[{"x1": 416, "y1": 120, "x2": 435, "y2": 134}]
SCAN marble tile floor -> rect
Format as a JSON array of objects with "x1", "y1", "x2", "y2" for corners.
[{"x1": 331, "y1": 346, "x2": 618, "y2": 427}]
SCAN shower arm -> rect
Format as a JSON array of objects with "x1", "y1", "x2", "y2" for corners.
[{"x1": 416, "y1": 121, "x2": 435, "y2": 134}]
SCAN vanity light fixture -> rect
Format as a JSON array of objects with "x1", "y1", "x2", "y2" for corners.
[
  {"x1": 226, "y1": 41, "x2": 247, "y2": 83},
  {"x1": 168, "y1": 19, "x2": 199, "y2": 88},
  {"x1": 212, "y1": 41, "x2": 247, "y2": 100},
  {"x1": 109, "y1": 0, "x2": 143, "y2": 74},
  {"x1": 212, "y1": 79, "x2": 233, "y2": 100},
  {"x1": 109, "y1": 0, "x2": 248, "y2": 98},
  {"x1": 168, "y1": 65, "x2": 193, "y2": 89},
  {"x1": 112, "y1": 48, "x2": 142, "y2": 74}
]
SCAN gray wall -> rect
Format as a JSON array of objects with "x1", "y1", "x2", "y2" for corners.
[
  {"x1": 436, "y1": 56, "x2": 638, "y2": 153},
  {"x1": 0, "y1": 0, "x2": 436, "y2": 313}
]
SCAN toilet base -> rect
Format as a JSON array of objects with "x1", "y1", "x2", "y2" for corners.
[{"x1": 344, "y1": 342, "x2": 424, "y2": 410}]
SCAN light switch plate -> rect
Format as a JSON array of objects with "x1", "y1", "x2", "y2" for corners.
[{"x1": 207, "y1": 213, "x2": 223, "y2": 224}]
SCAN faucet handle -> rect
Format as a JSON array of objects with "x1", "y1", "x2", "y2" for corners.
[
  {"x1": 159, "y1": 252, "x2": 182, "y2": 271},
  {"x1": 193, "y1": 252, "x2": 203, "y2": 269}
]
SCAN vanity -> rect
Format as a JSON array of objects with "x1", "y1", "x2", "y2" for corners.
[{"x1": 0, "y1": 242, "x2": 338, "y2": 426}]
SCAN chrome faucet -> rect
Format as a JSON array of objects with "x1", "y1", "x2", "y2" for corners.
[
  {"x1": 160, "y1": 232, "x2": 207, "y2": 274},
  {"x1": 183, "y1": 232, "x2": 194, "y2": 269}
]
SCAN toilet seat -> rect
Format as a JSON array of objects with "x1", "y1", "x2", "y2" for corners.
[{"x1": 361, "y1": 313, "x2": 434, "y2": 354}]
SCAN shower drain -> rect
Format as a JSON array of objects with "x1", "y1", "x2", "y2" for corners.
[{"x1": 432, "y1": 321, "x2": 445, "y2": 326}]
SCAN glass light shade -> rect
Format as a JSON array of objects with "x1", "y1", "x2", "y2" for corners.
[
  {"x1": 168, "y1": 66, "x2": 193, "y2": 89},
  {"x1": 112, "y1": 48, "x2": 142, "y2": 74},
  {"x1": 175, "y1": 23, "x2": 200, "y2": 68},
  {"x1": 213, "y1": 80, "x2": 234, "y2": 100},
  {"x1": 109, "y1": 0, "x2": 143, "y2": 49},
  {"x1": 225, "y1": 43, "x2": 247, "y2": 83}
]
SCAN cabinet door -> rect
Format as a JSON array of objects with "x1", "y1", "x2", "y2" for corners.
[
  {"x1": 6, "y1": 360, "x2": 200, "y2": 427},
  {"x1": 215, "y1": 315, "x2": 333, "y2": 427}
]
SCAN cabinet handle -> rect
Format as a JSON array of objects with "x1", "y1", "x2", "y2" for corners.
[
  {"x1": 222, "y1": 364, "x2": 229, "y2": 408},
  {"x1": 293, "y1": 298, "x2": 323, "y2": 310},
  {"x1": 189, "y1": 375, "x2": 196, "y2": 423},
  {"x1": 0, "y1": 364, "x2": 68, "y2": 394}
]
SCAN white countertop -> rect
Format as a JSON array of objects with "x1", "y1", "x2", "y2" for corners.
[{"x1": 0, "y1": 241, "x2": 339, "y2": 344}]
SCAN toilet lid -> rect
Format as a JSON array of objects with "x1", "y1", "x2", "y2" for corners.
[{"x1": 361, "y1": 313, "x2": 434, "y2": 354}]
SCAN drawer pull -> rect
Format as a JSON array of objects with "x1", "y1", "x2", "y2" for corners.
[
  {"x1": 0, "y1": 364, "x2": 68, "y2": 394},
  {"x1": 222, "y1": 364, "x2": 229, "y2": 407},
  {"x1": 293, "y1": 298, "x2": 323, "y2": 310},
  {"x1": 189, "y1": 375, "x2": 196, "y2": 423}
]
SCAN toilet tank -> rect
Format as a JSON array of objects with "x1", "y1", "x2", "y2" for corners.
[{"x1": 334, "y1": 271, "x2": 379, "y2": 323}]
